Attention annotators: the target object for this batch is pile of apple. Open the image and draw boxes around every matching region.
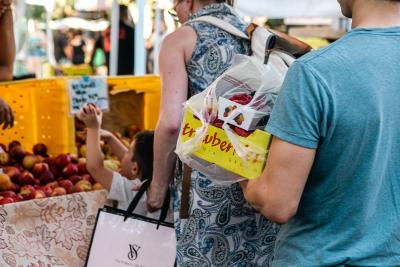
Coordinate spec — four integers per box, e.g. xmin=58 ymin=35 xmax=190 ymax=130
xmin=0 ymin=141 xmax=104 ymax=205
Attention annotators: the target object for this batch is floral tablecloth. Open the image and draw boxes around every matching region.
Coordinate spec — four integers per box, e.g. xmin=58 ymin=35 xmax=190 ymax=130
xmin=0 ymin=190 xmax=109 ymax=267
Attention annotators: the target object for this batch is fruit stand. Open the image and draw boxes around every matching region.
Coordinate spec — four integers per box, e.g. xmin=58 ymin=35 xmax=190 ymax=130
xmin=0 ymin=75 xmax=161 ymax=266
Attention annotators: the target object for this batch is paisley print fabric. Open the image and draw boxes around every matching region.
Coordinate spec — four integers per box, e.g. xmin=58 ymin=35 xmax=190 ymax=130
xmin=172 ymin=4 xmax=280 ymax=267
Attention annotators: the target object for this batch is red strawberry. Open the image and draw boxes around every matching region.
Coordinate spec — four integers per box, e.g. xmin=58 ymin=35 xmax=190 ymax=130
xmin=234 ymin=127 xmax=252 ymax=137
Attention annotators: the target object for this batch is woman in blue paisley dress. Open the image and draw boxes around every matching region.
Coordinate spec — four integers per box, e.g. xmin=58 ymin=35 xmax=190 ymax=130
xmin=146 ymin=1 xmax=279 ymax=266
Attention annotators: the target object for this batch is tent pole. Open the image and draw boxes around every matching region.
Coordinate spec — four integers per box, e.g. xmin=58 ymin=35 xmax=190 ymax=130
xmin=135 ymin=0 xmax=146 ymax=75
xmin=110 ymin=0 xmax=120 ymax=76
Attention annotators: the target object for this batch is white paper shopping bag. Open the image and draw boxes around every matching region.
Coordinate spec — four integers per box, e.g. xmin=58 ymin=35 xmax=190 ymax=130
xmin=85 ymin=180 xmax=176 ymax=267
xmin=85 ymin=208 xmax=176 ymax=267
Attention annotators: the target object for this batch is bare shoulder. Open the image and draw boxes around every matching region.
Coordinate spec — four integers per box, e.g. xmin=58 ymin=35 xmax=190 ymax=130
xmin=161 ymin=26 xmax=197 ymax=61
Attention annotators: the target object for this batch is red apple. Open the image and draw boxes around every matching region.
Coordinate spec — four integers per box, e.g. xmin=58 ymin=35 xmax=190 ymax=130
xmin=59 ymin=179 xmax=73 ymax=189
xmin=45 ymin=181 xmax=59 ymax=190
xmin=8 ymin=140 xmax=21 ymax=151
xmin=9 ymin=146 xmax=26 ymax=163
xmin=18 ymin=171 xmax=35 ymax=186
xmin=0 ymin=191 xmax=17 ymax=198
xmin=19 ymin=185 xmax=36 ymax=200
xmin=0 ymin=173 xmax=13 ymax=191
xmin=32 ymin=143 xmax=48 ymax=157
xmin=51 ymin=187 xmax=66 ymax=197
xmin=77 ymin=162 xmax=87 ymax=175
xmin=54 ymin=154 xmax=71 ymax=170
xmin=68 ymin=175 xmax=82 ymax=185
xmin=92 ymin=183 xmax=104 ymax=191
xmin=13 ymin=194 xmax=24 ymax=202
xmin=32 ymin=163 xmax=49 ymax=178
xmin=0 ymin=151 xmax=10 ymax=165
xmin=3 ymin=166 xmax=21 ymax=183
xmin=22 ymin=154 xmax=39 ymax=170
xmin=0 ymin=197 xmax=14 ymax=205
xmin=43 ymin=157 xmax=53 ymax=166
xmin=63 ymin=163 xmax=78 ymax=177
xmin=38 ymin=186 xmax=52 ymax=197
xmin=34 ymin=190 xmax=46 ymax=199
xmin=75 ymin=180 xmax=92 ymax=192
xmin=39 ymin=170 xmax=55 ymax=185
xmin=50 ymin=165 xmax=62 ymax=178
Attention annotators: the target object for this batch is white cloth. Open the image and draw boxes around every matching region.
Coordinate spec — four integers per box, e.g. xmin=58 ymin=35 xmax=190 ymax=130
xmin=107 ymin=172 xmax=173 ymax=222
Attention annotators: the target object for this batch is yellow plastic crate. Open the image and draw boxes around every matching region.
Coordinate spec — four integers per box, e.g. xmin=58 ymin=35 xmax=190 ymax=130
xmin=0 ymin=76 xmax=161 ymax=155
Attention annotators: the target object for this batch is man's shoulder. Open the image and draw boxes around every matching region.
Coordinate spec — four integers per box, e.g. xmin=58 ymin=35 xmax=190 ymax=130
xmin=296 ymin=33 xmax=353 ymax=70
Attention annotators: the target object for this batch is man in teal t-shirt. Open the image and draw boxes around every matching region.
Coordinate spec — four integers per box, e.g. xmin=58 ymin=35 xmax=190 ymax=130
xmin=241 ymin=0 xmax=400 ymax=266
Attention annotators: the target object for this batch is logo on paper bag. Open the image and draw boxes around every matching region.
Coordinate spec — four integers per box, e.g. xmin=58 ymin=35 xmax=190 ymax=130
xmin=128 ymin=244 xmax=141 ymax=261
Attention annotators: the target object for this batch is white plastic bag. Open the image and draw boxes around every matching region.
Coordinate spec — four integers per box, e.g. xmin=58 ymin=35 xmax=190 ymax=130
xmin=176 ymin=17 xmax=296 ymax=184
xmin=176 ymin=54 xmax=288 ymax=184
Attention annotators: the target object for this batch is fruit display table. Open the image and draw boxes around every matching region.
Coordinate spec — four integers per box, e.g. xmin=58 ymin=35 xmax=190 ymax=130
xmin=0 ymin=190 xmax=109 ymax=267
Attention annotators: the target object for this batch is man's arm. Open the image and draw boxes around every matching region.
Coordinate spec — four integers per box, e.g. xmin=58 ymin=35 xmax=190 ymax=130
xmin=0 ymin=7 xmax=15 ymax=81
xmin=242 ymin=137 xmax=315 ymax=224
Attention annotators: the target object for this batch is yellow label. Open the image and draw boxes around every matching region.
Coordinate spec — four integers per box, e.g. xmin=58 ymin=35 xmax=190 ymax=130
xmin=179 ymin=111 xmax=272 ymax=179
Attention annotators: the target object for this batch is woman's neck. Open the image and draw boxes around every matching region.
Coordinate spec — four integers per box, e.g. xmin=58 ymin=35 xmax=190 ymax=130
xmin=352 ymin=0 xmax=400 ymax=28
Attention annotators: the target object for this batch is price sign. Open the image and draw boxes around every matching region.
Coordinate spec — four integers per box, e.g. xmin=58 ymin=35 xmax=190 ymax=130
xmin=68 ymin=76 xmax=109 ymax=115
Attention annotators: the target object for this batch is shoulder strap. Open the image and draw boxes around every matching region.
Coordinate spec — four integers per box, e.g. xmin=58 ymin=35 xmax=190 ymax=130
xmin=189 ymin=16 xmax=250 ymax=40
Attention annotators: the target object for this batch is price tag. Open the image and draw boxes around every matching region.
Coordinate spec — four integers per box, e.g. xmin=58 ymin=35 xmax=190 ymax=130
xmin=68 ymin=76 xmax=109 ymax=115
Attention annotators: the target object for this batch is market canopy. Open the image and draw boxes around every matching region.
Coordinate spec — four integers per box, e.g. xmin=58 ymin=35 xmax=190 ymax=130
xmin=235 ymin=0 xmax=343 ymax=18
xmin=50 ymin=17 xmax=109 ymax=31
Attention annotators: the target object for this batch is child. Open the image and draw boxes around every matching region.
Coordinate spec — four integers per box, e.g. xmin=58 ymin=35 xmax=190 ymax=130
xmin=78 ymin=103 xmax=154 ymax=213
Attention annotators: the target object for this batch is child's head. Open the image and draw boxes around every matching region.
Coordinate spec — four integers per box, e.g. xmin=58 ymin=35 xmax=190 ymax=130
xmin=120 ymin=130 xmax=154 ymax=181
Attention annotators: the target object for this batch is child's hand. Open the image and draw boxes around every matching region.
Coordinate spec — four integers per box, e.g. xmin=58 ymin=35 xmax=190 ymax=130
xmin=78 ymin=104 xmax=102 ymax=129
xmin=99 ymin=129 xmax=114 ymax=142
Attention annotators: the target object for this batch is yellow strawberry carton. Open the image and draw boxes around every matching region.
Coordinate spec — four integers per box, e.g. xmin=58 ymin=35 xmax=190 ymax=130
xmin=176 ymin=54 xmax=285 ymax=184
xmin=177 ymin=110 xmax=272 ymax=181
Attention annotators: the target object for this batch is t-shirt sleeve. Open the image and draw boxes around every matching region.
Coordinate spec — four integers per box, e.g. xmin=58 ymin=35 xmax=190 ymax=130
xmin=266 ymin=61 xmax=333 ymax=149
xmin=107 ymin=172 xmax=140 ymax=203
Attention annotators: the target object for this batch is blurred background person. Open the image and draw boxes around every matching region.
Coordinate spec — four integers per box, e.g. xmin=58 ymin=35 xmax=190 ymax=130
xmin=53 ymin=27 xmax=68 ymax=64
xmin=91 ymin=5 xmax=135 ymax=75
xmin=65 ymin=29 xmax=87 ymax=65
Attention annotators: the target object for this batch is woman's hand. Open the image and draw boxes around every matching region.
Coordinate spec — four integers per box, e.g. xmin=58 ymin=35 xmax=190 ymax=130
xmin=132 ymin=179 xmax=168 ymax=212
xmin=78 ymin=104 xmax=102 ymax=129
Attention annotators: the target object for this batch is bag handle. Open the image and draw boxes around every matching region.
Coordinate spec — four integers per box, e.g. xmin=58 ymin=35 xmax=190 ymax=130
xmin=123 ymin=179 xmax=171 ymax=229
xmin=189 ymin=16 xmax=250 ymax=40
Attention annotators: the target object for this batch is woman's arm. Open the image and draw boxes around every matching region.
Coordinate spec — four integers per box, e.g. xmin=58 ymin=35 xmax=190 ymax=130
xmin=146 ymin=27 xmax=197 ymax=210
